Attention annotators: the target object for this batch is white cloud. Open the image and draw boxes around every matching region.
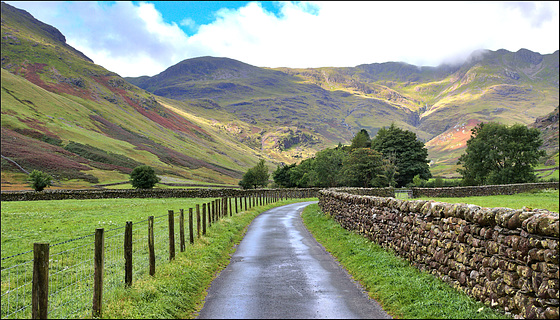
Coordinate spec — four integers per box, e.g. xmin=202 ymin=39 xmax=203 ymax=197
xmin=5 ymin=1 xmax=559 ymax=77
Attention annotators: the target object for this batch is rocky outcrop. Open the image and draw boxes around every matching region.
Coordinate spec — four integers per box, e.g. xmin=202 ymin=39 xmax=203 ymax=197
xmin=530 ymin=106 xmax=559 ymax=156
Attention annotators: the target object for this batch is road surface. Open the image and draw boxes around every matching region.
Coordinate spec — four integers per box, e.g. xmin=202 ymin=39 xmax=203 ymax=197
xmin=196 ymin=201 xmax=391 ymax=319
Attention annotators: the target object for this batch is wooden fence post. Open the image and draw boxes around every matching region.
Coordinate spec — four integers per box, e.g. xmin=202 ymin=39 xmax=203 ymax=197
xmin=93 ymin=228 xmax=104 ymax=318
xmin=196 ymin=204 xmax=201 ymax=238
xmin=213 ymin=200 xmax=217 ymax=221
xmin=124 ymin=221 xmax=132 ymax=286
xmin=179 ymin=209 xmax=185 ymax=252
xmin=229 ymin=197 xmax=233 ymax=216
xmin=32 ymin=243 xmax=49 ymax=319
xmin=235 ymin=197 xmax=238 ymax=213
xmin=207 ymin=202 xmax=212 ymax=228
xmin=244 ymin=196 xmax=247 ymax=210
xmin=189 ymin=208 xmax=194 ymax=244
xmin=168 ymin=210 xmax=175 ymax=261
xmin=148 ymin=216 xmax=155 ymax=276
xmin=202 ymin=203 xmax=207 ymax=235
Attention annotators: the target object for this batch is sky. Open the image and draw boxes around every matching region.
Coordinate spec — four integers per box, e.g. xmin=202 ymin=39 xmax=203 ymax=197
xmin=6 ymin=1 xmax=560 ymax=77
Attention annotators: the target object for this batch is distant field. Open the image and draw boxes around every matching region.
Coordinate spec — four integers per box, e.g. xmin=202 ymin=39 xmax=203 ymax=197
xmin=417 ymin=189 xmax=559 ymax=212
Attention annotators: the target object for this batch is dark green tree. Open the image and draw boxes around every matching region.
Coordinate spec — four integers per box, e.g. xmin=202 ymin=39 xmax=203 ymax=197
xmin=371 ymin=123 xmax=431 ymax=187
xmin=312 ymin=148 xmax=346 ymax=187
xmin=29 ymin=170 xmax=53 ymax=192
xmin=272 ymin=163 xmax=297 ymax=188
xmin=130 ymin=165 xmax=160 ymax=189
xmin=378 ymin=153 xmax=399 ymax=187
xmin=350 ymin=129 xmax=372 ymax=150
xmin=340 ymin=148 xmax=384 ymax=187
xmin=239 ymin=159 xmax=269 ymax=189
xmin=457 ymin=122 xmax=546 ymax=185
xmin=290 ymin=158 xmax=315 ymax=188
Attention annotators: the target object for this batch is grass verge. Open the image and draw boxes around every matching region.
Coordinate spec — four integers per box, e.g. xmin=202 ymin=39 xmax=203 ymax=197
xmin=301 ymin=203 xmax=512 ymax=319
xmin=100 ymin=198 xmax=316 ymax=319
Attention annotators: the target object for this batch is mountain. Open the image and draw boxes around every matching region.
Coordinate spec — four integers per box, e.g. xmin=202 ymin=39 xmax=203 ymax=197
xmin=128 ymin=50 xmax=559 ymax=177
xmin=1 ymin=2 xmax=558 ymax=191
xmin=1 ymin=2 xmax=271 ymax=190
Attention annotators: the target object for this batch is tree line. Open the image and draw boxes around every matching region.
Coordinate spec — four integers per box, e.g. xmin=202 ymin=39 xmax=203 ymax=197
xmin=269 ymin=124 xmax=431 ymax=189
xmin=239 ymin=121 xmax=548 ymax=190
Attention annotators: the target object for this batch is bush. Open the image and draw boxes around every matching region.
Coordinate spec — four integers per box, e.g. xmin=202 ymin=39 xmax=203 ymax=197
xmin=130 ymin=165 xmax=160 ymax=189
xmin=29 ymin=170 xmax=53 ymax=192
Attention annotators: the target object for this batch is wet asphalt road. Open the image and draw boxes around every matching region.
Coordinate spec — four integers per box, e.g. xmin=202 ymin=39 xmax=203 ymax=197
xmin=196 ymin=201 xmax=391 ymax=319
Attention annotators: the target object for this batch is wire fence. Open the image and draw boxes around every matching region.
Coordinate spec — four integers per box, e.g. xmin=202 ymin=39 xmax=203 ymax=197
xmin=1 ymin=191 xmax=313 ymax=319
xmin=1 ymin=204 xmax=210 ymax=319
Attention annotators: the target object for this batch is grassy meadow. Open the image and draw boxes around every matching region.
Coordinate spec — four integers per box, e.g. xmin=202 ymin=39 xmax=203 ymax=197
xmin=1 ymin=197 xmax=220 ymax=258
xmin=417 ymin=188 xmax=559 ymax=212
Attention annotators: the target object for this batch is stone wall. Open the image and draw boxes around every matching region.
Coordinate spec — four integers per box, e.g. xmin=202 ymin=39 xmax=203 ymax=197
xmin=318 ymin=189 xmax=559 ymax=319
xmin=0 ymin=188 xmax=320 ymax=202
xmin=412 ymin=182 xmax=559 ymax=198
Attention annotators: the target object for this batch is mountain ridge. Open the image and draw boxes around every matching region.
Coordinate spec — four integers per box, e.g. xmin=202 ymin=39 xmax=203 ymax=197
xmin=127 ymin=49 xmax=558 ymax=176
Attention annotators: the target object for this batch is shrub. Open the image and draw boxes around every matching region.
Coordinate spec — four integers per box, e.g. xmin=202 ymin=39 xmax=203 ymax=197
xmin=29 ymin=170 xmax=53 ymax=191
xmin=130 ymin=165 xmax=160 ymax=189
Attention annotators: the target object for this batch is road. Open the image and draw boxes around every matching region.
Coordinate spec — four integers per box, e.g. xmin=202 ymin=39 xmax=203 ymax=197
xmin=196 ymin=201 xmax=391 ymax=319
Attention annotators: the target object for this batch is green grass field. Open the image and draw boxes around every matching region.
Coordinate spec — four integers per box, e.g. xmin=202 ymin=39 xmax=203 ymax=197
xmin=1 ymin=197 xmax=221 ymax=258
xmin=417 ymin=189 xmax=559 ymax=212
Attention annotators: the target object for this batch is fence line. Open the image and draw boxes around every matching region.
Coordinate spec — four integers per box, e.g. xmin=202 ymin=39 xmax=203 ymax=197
xmin=1 ymin=191 xmax=312 ymax=319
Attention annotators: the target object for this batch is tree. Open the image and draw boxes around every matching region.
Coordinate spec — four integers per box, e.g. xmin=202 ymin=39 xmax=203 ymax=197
xmin=290 ymin=158 xmax=315 ymax=188
xmin=457 ymin=122 xmax=546 ymax=185
xmin=239 ymin=159 xmax=269 ymax=189
xmin=371 ymin=123 xmax=431 ymax=187
xmin=340 ymin=148 xmax=384 ymax=187
xmin=312 ymin=148 xmax=346 ymax=187
xmin=379 ymin=152 xmax=398 ymax=187
xmin=29 ymin=170 xmax=52 ymax=192
xmin=130 ymin=165 xmax=160 ymax=189
xmin=272 ymin=163 xmax=297 ymax=188
xmin=350 ymin=129 xmax=372 ymax=150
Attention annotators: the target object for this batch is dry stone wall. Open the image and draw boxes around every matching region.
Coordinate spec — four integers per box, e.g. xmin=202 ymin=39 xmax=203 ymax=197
xmin=0 ymin=188 xmax=320 ymax=202
xmin=412 ymin=182 xmax=559 ymax=198
xmin=318 ymin=189 xmax=559 ymax=319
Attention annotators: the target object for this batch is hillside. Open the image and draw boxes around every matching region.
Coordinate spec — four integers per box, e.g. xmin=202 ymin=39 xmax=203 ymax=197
xmin=129 ymin=49 xmax=559 ymax=177
xmin=530 ymin=105 xmax=559 ymax=162
xmin=0 ymin=2 xmax=275 ymax=190
xmin=1 ymin=2 xmax=558 ymax=190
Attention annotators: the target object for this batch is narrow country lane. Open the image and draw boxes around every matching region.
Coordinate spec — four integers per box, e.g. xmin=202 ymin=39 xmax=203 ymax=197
xmin=196 ymin=201 xmax=391 ymax=319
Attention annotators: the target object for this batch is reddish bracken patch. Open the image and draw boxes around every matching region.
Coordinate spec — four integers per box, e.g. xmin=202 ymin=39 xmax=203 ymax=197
xmin=93 ymin=75 xmax=210 ymax=138
xmin=15 ymin=64 xmax=211 ymax=139
xmin=90 ymin=115 xmax=241 ymax=178
xmin=1 ymin=127 xmax=92 ymax=176
xmin=19 ymin=63 xmax=92 ymax=100
xmin=1 ymin=128 xmax=133 ymax=181
xmin=426 ymin=119 xmax=481 ymax=152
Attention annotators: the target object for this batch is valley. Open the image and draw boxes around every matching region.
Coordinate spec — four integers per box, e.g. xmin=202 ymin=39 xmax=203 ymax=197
xmin=1 ymin=2 xmax=558 ymax=190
